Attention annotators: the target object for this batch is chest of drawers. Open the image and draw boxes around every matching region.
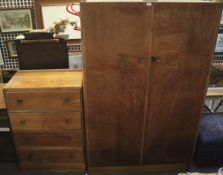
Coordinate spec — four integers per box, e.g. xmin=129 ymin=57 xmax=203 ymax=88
xmin=4 ymin=70 xmax=85 ymax=172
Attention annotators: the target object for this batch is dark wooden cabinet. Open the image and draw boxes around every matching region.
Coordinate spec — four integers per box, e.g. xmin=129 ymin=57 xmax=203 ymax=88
xmin=81 ymin=1 xmax=222 ymax=174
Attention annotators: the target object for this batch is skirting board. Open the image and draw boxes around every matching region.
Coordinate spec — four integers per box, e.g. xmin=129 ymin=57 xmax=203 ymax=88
xmin=88 ymin=163 xmax=189 ymax=175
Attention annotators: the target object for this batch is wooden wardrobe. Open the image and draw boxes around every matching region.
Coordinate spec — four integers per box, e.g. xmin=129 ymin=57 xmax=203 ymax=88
xmin=81 ymin=1 xmax=222 ymax=174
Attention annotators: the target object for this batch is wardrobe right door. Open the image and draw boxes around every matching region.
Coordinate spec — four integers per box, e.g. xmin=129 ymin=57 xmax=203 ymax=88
xmin=143 ymin=2 xmax=222 ymax=165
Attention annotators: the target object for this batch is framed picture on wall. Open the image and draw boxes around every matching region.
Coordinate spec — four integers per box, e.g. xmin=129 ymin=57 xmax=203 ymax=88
xmin=34 ymin=0 xmax=81 ymax=43
xmin=0 ymin=49 xmax=4 ymax=66
xmin=6 ymin=40 xmax=17 ymax=58
xmin=41 ymin=4 xmax=81 ymax=40
xmin=0 ymin=9 xmax=33 ymax=32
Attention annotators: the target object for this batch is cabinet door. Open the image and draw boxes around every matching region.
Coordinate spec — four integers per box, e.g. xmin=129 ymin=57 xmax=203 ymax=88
xmin=143 ymin=3 xmax=222 ymax=164
xmin=81 ymin=3 xmax=152 ymax=166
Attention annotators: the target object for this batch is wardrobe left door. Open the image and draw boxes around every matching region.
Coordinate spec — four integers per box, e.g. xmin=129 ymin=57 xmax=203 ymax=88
xmin=81 ymin=2 xmax=152 ymax=167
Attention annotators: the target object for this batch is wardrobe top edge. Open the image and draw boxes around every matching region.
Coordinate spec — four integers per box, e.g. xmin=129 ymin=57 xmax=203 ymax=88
xmin=81 ymin=0 xmax=222 ymax=3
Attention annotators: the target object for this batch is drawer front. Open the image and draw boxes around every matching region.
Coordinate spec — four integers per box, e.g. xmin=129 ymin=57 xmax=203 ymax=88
xmin=5 ymin=91 xmax=81 ymax=111
xmin=9 ymin=112 xmax=81 ymax=131
xmin=14 ymin=131 xmax=83 ymax=147
xmin=17 ymin=148 xmax=84 ymax=163
xmin=20 ymin=162 xmax=85 ymax=171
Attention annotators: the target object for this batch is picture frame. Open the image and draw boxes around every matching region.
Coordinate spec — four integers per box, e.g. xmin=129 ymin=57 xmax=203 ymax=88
xmin=0 ymin=49 xmax=4 ymax=66
xmin=34 ymin=0 xmax=81 ymax=43
xmin=0 ymin=9 xmax=33 ymax=32
xmin=41 ymin=4 xmax=81 ymax=39
xmin=6 ymin=40 xmax=17 ymax=58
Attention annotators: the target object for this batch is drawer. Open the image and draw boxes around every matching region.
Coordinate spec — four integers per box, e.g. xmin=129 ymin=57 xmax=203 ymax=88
xmin=9 ymin=112 xmax=81 ymax=131
xmin=14 ymin=131 xmax=83 ymax=147
xmin=5 ymin=91 xmax=81 ymax=111
xmin=17 ymin=148 xmax=84 ymax=163
xmin=20 ymin=162 xmax=85 ymax=171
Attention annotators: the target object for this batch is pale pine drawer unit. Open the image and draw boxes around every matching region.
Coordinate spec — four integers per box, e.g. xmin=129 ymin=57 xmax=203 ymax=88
xmin=4 ymin=70 xmax=85 ymax=172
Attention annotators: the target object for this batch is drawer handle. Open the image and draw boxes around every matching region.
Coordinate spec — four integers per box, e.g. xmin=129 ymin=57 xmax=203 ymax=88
xmin=64 ymin=98 xmax=71 ymax=104
xmin=65 ymin=119 xmax=72 ymax=125
xmin=68 ymin=137 xmax=73 ymax=142
xmin=138 ymin=57 xmax=146 ymax=63
xmin=27 ymin=154 xmax=33 ymax=160
xmin=20 ymin=120 xmax=26 ymax=125
xmin=151 ymin=56 xmax=161 ymax=63
xmin=69 ymin=154 xmax=74 ymax=159
xmin=16 ymin=99 xmax=23 ymax=105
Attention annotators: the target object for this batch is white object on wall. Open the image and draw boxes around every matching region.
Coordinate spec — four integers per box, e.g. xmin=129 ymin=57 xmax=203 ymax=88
xmin=69 ymin=54 xmax=82 ymax=69
xmin=0 ymin=50 xmax=4 ymax=66
xmin=41 ymin=4 xmax=81 ymax=39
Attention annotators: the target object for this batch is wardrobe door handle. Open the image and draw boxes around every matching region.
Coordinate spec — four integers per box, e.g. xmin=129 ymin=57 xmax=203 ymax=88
xmin=16 ymin=99 xmax=23 ymax=104
xmin=151 ymin=56 xmax=161 ymax=63
xmin=138 ymin=57 xmax=146 ymax=63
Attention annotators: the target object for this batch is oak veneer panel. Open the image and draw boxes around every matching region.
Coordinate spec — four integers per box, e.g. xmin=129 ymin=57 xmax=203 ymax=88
xmin=4 ymin=70 xmax=82 ymax=91
xmin=143 ymin=3 xmax=222 ymax=164
xmin=9 ymin=112 xmax=81 ymax=131
xmin=14 ymin=131 xmax=83 ymax=147
xmin=88 ymin=163 xmax=188 ymax=175
xmin=0 ymin=83 xmax=6 ymax=109
xmin=4 ymin=70 xmax=85 ymax=171
xmin=5 ymin=91 xmax=81 ymax=112
xmin=20 ymin=162 xmax=85 ymax=172
xmin=82 ymin=1 xmax=222 ymax=172
xmin=17 ymin=148 xmax=84 ymax=163
xmin=81 ymin=3 xmax=152 ymax=166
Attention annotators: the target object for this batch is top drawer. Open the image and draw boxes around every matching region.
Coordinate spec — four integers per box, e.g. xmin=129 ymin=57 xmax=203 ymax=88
xmin=5 ymin=91 xmax=81 ymax=111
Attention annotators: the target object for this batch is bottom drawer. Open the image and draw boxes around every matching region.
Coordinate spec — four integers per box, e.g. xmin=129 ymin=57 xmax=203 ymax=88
xmin=20 ymin=162 xmax=85 ymax=172
xmin=17 ymin=148 xmax=84 ymax=163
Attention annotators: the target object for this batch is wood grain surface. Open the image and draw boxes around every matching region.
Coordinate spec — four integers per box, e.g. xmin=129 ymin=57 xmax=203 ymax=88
xmin=5 ymin=91 xmax=81 ymax=112
xmin=20 ymin=162 xmax=85 ymax=172
xmin=143 ymin=3 xmax=222 ymax=164
xmin=14 ymin=131 xmax=83 ymax=148
xmin=82 ymin=2 xmax=153 ymax=166
xmin=4 ymin=69 xmax=82 ymax=91
xmin=9 ymin=112 xmax=81 ymax=131
xmin=4 ymin=70 xmax=85 ymax=171
xmin=81 ymin=1 xmax=222 ymax=171
xmin=17 ymin=148 xmax=84 ymax=163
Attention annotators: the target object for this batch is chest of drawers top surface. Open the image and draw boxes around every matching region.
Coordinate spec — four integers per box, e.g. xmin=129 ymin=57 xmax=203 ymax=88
xmin=4 ymin=69 xmax=83 ymax=92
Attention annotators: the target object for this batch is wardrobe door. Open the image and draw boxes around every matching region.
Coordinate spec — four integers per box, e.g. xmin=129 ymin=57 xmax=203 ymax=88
xmin=81 ymin=3 xmax=152 ymax=166
xmin=143 ymin=3 xmax=222 ymax=165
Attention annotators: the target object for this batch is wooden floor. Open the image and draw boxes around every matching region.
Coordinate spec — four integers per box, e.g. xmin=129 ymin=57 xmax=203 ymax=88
xmin=0 ymin=162 xmax=221 ymax=175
